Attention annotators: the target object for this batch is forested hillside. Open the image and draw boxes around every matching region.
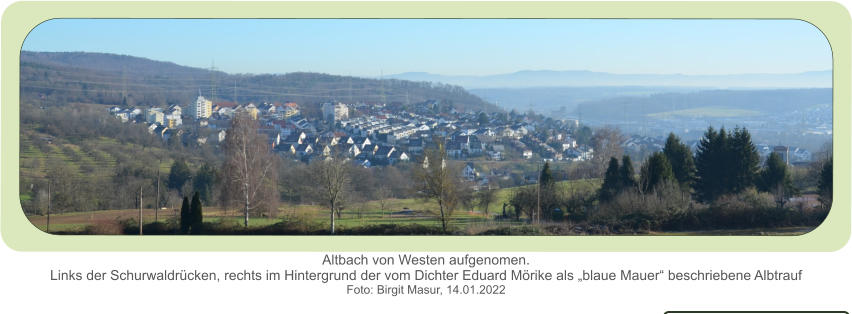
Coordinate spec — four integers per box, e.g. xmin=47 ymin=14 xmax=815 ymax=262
xmin=20 ymin=51 xmax=500 ymax=113
xmin=574 ymin=88 xmax=832 ymax=120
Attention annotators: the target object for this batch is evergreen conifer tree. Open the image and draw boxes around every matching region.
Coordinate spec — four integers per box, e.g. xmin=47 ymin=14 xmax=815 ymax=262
xmin=695 ymin=127 xmax=722 ymax=202
xmin=179 ymin=196 xmax=190 ymax=234
xmin=168 ymin=159 xmax=192 ymax=192
xmin=818 ymin=157 xmax=832 ymax=209
xmin=759 ymin=152 xmax=795 ymax=205
xmin=599 ymin=157 xmax=621 ymax=201
xmin=640 ymin=152 xmax=674 ymax=193
xmin=540 ymin=162 xmax=554 ymax=187
xmin=694 ymin=127 xmax=760 ymax=202
xmin=190 ymin=192 xmax=203 ymax=234
xmin=619 ymin=155 xmax=636 ymax=191
xmin=663 ymin=133 xmax=696 ymax=188
xmin=729 ymin=127 xmax=760 ymax=193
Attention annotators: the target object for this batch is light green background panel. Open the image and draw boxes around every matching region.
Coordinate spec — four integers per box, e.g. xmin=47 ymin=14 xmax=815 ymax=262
xmin=1 ymin=2 xmax=850 ymax=251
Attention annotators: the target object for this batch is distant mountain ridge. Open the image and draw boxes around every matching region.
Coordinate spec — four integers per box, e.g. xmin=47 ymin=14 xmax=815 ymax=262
xmin=20 ymin=51 xmax=500 ymax=113
xmin=388 ymin=69 xmax=832 ymax=89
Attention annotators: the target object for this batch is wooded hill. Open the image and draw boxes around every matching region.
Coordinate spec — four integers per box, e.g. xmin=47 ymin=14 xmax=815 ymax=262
xmin=573 ymin=88 xmax=832 ymax=121
xmin=20 ymin=51 xmax=500 ymax=113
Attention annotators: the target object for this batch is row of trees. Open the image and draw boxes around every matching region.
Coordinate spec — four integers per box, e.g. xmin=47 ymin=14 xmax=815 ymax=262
xmin=179 ymin=192 xmax=203 ymax=234
xmin=600 ymin=128 xmax=806 ymax=206
xmin=506 ymin=126 xmax=832 ymax=231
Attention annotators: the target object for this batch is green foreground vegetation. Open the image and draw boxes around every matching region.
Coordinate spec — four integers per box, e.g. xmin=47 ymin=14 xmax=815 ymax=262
xmin=27 ymin=181 xmax=603 ymax=235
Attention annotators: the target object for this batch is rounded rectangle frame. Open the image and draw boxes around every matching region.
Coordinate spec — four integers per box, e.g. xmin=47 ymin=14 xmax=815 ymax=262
xmin=2 ymin=1 xmax=849 ymax=252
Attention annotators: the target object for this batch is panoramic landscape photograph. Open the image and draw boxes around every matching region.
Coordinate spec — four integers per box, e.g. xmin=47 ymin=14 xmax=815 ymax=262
xmin=18 ymin=19 xmax=833 ymax=236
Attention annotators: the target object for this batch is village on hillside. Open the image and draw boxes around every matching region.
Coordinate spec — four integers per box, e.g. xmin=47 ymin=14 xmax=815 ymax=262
xmin=109 ymin=94 xmax=818 ymax=191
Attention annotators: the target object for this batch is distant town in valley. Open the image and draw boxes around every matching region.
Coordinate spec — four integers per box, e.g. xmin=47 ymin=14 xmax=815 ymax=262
xmin=19 ymin=50 xmax=833 ymax=236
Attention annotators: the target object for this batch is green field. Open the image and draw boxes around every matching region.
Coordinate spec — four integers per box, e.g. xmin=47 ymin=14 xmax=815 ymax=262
xmin=26 ymin=178 xmax=605 ymax=234
xmin=27 ymin=197 xmax=518 ymax=233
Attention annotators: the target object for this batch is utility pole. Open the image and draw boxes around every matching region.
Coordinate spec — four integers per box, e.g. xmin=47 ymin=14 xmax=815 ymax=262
xmin=139 ymin=185 xmax=143 ymax=235
xmin=380 ymin=70 xmax=386 ymax=105
xmin=536 ymin=162 xmax=541 ymax=224
xmin=210 ymin=61 xmax=217 ymax=105
xmin=46 ymin=181 xmax=51 ymax=233
xmin=155 ymin=159 xmax=161 ymax=222
xmin=121 ymin=66 xmax=127 ymax=104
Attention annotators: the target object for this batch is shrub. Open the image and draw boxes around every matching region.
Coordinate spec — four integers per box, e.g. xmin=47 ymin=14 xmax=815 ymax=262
xmin=562 ymin=184 xmax=597 ymax=222
xmin=552 ymin=208 xmax=564 ymax=221
xmin=594 ymin=180 xmax=691 ymax=231
xmin=142 ymin=221 xmax=177 ymax=235
xmin=707 ymin=188 xmax=780 ymax=228
xmin=338 ymin=224 xmax=452 ymax=235
xmin=478 ymin=225 xmax=542 ymax=236
xmin=119 ymin=218 xmax=139 ymax=234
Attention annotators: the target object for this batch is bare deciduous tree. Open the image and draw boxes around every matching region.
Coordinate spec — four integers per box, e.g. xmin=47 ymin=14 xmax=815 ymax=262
xmin=311 ymin=156 xmax=351 ymax=234
xmin=376 ymin=186 xmax=391 ymax=218
xmin=477 ymin=185 xmax=497 ymax=217
xmin=414 ymin=143 xmax=465 ymax=233
xmin=222 ymin=112 xmax=278 ymax=228
xmin=591 ymin=127 xmax=625 ymax=177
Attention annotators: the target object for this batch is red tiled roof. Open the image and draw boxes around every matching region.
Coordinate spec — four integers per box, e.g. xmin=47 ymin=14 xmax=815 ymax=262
xmin=215 ymin=101 xmax=238 ymax=108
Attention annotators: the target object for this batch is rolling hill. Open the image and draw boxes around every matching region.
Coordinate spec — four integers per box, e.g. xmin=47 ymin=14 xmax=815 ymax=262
xmin=20 ymin=51 xmax=501 ymax=113
xmin=573 ymin=88 xmax=832 ymax=121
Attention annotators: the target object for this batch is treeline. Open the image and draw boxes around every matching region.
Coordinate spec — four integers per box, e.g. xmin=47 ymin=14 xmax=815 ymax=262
xmin=509 ymin=127 xmax=832 ymax=232
xmin=20 ymin=51 xmax=500 ymax=113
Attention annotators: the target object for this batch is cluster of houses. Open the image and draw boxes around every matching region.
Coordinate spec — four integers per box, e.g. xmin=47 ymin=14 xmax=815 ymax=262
xmin=109 ymin=105 xmax=185 ymax=142
xmin=258 ymin=100 xmax=594 ymax=167
xmin=756 ymin=144 xmax=813 ymax=165
xmin=108 ymin=95 xmax=599 ymax=169
xmin=275 ymin=131 xmax=411 ymax=166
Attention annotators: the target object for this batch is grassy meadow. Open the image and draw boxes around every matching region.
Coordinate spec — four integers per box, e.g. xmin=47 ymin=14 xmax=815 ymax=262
xmin=27 ymin=197 xmax=517 ymax=234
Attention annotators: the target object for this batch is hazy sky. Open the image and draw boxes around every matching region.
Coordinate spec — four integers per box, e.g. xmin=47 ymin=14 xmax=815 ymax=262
xmin=23 ymin=19 xmax=831 ymax=77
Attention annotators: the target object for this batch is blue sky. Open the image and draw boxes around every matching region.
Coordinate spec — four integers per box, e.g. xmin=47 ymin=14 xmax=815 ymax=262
xmin=23 ymin=19 xmax=831 ymax=76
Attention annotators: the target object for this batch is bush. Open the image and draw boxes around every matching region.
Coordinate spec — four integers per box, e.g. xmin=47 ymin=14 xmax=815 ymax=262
xmin=707 ymin=188 xmax=780 ymax=228
xmin=142 ymin=221 xmax=177 ymax=235
xmin=119 ymin=218 xmax=140 ymax=235
xmin=594 ymin=180 xmax=691 ymax=231
xmin=552 ymin=208 xmax=564 ymax=221
xmin=338 ymin=224 xmax=452 ymax=235
xmin=562 ymin=184 xmax=597 ymax=222
xmin=660 ymin=188 xmax=826 ymax=231
xmin=478 ymin=225 xmax=542 ymax=235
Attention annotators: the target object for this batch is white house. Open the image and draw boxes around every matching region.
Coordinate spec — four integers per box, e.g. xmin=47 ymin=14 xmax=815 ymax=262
xmin=463 ymin=162 xmax=478 ymax=180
